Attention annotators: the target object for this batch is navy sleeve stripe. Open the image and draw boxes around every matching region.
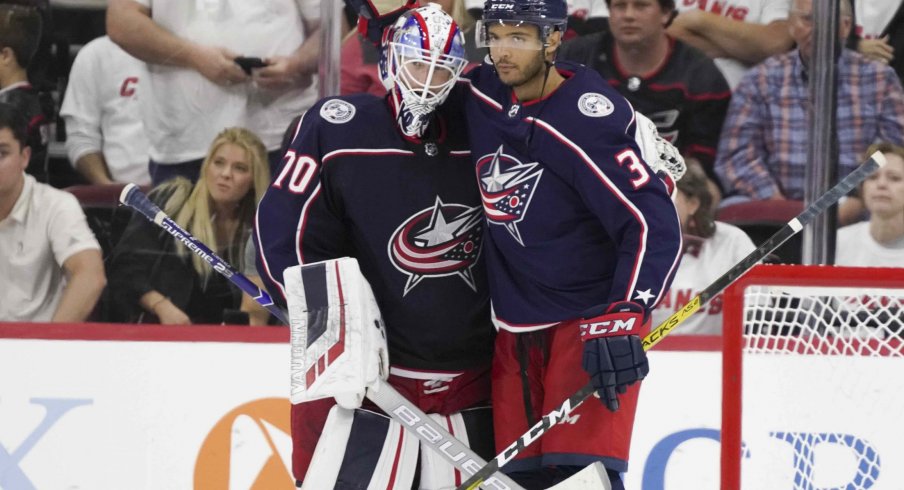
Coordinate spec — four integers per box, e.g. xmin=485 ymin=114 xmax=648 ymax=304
xmin=527 ymin=116 xmax=648 ymax=301
xmin=652 ymin=218 xmax=684 ymax=308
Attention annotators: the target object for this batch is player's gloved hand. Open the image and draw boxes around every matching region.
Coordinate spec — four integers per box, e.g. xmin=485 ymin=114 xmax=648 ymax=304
xmin=579 ymin=301 xmax=650 ymax=412
xmin=349 ymin=0 xmax=418 ymax=45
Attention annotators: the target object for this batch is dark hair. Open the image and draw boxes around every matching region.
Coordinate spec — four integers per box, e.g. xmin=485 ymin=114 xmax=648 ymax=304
xmin=0 ymin=4 xmax=42 ymax=67
xmin=0 ymin=102 xmax=28 ymax=148
xmin=676 ymin=158 xmax=717 ymax=238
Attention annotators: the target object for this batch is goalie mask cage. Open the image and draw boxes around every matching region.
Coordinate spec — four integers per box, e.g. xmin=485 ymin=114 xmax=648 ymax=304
xmin=721 ymin=264 xmax=904 ymax=490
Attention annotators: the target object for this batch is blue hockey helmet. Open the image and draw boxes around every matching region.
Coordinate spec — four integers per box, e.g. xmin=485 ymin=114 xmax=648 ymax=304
xmin=378 ymin=3 xmax=468 ymax=138
xmin=476 ymin=0 xmax=568 ymax=49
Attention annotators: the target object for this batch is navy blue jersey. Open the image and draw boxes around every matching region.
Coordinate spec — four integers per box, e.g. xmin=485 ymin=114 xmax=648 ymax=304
xmin=254 ymin=93 xmax=493 ymax=370
xmin=462 ymin=62 xmax=683 ymax=330
xmin=559 ymin=33 xmax=731 ymax=181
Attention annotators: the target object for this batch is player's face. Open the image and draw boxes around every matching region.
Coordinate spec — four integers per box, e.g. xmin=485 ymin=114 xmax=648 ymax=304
xmin=488 ymin=24 xmax=548 ymax=87
xmin=0 ymin=128 xmax=29 ymax=198
xmin=400 ymin=57 xmax=453 ymax=95
xmin=609 ymin=0 xmax=671 ymax=47
xmin=205 ymin=143 xmax=255 ymax=208
xmin=862 ymin=153 xmax=904 ymax=219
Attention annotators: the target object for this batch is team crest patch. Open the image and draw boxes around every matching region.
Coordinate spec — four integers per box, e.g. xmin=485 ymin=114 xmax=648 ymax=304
xmin=578 ymin=93 xmax=614 ymax=118
xmin=320 ymin=100 xmax=356 ymax=124
xmin=388 ymin=197 xmax=483 ymax=296
xmin=476 ymin=145 xmax=542 ymax=246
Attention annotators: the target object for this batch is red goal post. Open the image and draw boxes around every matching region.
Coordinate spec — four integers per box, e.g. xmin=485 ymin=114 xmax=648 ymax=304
xmin=721 ymin=264 xmax=904 ymax=490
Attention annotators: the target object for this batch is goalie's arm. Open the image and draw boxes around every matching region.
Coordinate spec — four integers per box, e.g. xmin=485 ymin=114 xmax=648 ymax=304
xmin=254 ymin=107 xmax=352 ymax=307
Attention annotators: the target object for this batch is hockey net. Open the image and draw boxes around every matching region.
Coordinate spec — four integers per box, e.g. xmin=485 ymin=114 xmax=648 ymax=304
xmin=721 ymin=265 xmax=904 ymax=490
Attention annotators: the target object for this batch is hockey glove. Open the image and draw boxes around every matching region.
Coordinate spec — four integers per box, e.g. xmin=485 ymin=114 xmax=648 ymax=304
xmin=349 ymin=0 xmax=418 ymax=45
xmin=580 ymin=301 xmax=650 ymax=412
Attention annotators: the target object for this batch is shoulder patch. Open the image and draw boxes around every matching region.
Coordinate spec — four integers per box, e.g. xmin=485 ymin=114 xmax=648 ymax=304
xmin=577 ymin=93 xmax=614 ymax=118
xmin=319 ymin=100 xmax=356 ymax=124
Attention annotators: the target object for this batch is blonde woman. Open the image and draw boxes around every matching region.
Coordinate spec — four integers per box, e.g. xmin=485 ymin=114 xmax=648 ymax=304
xmin=836 ymin=142 xmax=904 ymax=267
xmin=107 ymin=128 xmax=270 ymax=324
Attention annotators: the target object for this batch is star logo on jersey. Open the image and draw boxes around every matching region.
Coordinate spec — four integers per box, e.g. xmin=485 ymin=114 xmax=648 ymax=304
xmin=634 ymin=288 xmax=655 ymax=305
xmin=388 ymin=197 xmax=483 ymax=296
xmin=476 ymin=145 xmax=542 ymax=246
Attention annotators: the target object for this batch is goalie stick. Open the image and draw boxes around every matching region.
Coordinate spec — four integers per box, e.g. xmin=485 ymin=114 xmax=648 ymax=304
xmin=457 ymin=151 xmax=889 ymax=490
xmin=120 ymin=185 xmax=589 ymax=489
xmin=118 ymin=183 xmax=289 ymax=324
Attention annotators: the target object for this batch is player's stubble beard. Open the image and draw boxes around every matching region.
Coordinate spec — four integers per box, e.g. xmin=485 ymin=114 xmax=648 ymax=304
xmin=495 ymin=49 xmax=549 ymax=91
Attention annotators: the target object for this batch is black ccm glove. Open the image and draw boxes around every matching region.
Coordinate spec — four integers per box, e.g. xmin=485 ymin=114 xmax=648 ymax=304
xmin=580 ymin=301 xmax=650 ymax=412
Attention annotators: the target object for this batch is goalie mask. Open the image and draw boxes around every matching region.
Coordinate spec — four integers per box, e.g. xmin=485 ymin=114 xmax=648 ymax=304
xmin=379 ymin=3 xmax=468 ymax=138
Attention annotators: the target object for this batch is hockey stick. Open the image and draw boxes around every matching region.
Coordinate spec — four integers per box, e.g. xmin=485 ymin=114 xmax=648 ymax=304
xmin=118 ymin=183 xmax=289 ymax=324
xmin=120 ymin=184 xmax=528 ymax=488
xmin=457 ymin=151 xmax=888 ymax=490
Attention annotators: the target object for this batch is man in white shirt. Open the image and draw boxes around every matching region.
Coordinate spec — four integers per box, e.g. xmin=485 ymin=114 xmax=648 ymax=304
xmin=106 ymin=0 xmax=321 ymax=185
xmin=668 ymin=0 xmax=794 ymax=88
xmin=0 ymin=104 xmax=106 ymax=322
xmin=60 ymin=35 xmax=150 ymax=186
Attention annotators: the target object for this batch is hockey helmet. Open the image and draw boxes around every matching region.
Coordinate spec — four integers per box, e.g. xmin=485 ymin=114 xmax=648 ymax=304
xmin=379 ymin=3 xmax=468 ymax=138
xmin=476 ymin=0 xmax=567 ymax=50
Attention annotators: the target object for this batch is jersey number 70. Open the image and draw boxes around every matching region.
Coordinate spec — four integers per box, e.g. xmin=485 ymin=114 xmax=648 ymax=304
xmin=273 ymin=150 xmax=319 ymax=194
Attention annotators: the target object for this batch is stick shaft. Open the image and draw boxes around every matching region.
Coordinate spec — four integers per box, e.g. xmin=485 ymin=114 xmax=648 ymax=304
xmin=119 ymin=184 xmax=289 ymax=324
xmin=457 ymin=151 xmax=886 ymax=490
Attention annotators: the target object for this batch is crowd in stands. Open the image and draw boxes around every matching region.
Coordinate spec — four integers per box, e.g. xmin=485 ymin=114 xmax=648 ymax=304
xmin=1 ymin=0 xmax=903 ymax=333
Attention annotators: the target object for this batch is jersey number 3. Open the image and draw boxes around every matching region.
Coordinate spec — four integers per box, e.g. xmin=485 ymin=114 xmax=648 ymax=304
xmin=273 ymin=150 xmax=319 ymax=194
xmin=615 ymin=149 xmax=650 ymax=189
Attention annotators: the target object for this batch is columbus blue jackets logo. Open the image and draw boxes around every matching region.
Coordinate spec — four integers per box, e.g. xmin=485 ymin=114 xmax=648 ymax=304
xmin=320 ymin=100 xmax=355 ymax=124
xmin=388 ymin=197 xmax=483 ymax=295
xmin=477 ymin=145 xmax=542 ymax=246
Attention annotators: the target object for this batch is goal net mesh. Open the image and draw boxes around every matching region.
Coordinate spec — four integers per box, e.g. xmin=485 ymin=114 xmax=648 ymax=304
xmin=731 ymin=270 xmax=904 ymax=490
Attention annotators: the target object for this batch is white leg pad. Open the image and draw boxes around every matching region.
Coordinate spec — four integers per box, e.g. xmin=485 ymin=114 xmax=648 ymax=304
xmin=300 ymin=405 xmax=354 ymax=490
xmin=548 ymin=462 xmax=612 ymax=490
xmin=368 ymin=418 xmax=419 ymax=490
xmin=419 ymin=413 xmax=470 ymax=490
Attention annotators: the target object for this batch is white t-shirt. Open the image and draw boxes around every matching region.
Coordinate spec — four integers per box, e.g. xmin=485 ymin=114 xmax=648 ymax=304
xmin=676 ymin=0 xmax=791 ymax=88
xmin=60 ymin=36 xmax=151 ymax=185
xmin=0 ymin=175 xmax=101 ymax=322
xmin=652 ymin=222 xmax=756 ymax=335
xmin=853 ymin=0 xmax=903 ymax=38
xmin=836 ymin=221 xmax=904 ymax=267
xmin=134 ymin=0 xmax=320 ymax=162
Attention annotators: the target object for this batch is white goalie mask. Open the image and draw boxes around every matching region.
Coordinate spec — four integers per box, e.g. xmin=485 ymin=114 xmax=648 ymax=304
xmin=379 ymin=3 xmax=468 ymax=138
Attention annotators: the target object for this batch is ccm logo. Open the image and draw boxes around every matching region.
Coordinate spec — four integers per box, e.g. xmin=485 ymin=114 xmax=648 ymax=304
xmin=580 ymin=318 xmax=637 ymax=337
xmin=489 ymin=3 xmax=514 ymax=9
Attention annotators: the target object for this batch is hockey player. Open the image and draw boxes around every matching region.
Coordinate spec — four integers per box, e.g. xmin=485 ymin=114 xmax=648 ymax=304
xmin=254 ymin=5 xmax=497 ymax=488
xmin=462 ymin=0 xmax=684 ymax=487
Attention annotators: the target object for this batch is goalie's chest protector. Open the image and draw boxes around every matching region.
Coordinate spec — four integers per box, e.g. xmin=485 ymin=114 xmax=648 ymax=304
xmin=294 ymin=93 xmax=492 ymax=369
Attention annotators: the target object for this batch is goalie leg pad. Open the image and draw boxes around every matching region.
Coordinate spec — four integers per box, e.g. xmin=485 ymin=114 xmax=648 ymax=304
xmin=285 ymin=258 xmax=390 ymax=409
xmin=418 ymin=406 xmax=495 ymax=489
xmin=299 ymin=405 xmax=418 ymax=489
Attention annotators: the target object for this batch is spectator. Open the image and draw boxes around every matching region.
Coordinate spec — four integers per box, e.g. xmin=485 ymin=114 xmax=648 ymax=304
xmin=0 ymin=4 xmax=53 ymax=183
xmin=560 ymin=0 xmax=731 ymax=202
xmin=106 ymin=128 xmax=270 ymax=324
xmin=106 ymin=0 xmax=320 ymax=185
xmin=715 ymin=0 xmax=904 ymax=219
xmin=848 ymin=1 xmax=904 ymax=81
xmin=836 ymin=142 xmax=904 ymax=267
xmin=652 ymin=159 xmax=754 ymax=334
xmin=60 ymin=36 xmax=150 ymax=186
xmin=668 ymin=0 xmax=794 ymax=88
xmin=0 ymin=103 xmax=105 ymax=322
